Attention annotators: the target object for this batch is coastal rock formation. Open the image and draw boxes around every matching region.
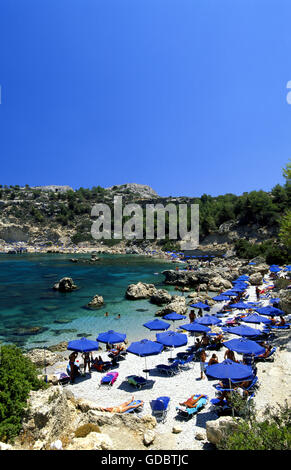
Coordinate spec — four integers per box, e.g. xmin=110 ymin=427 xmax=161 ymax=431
xmin=125 ymin=282 xmax=157 ymax=300
xmin=24 ymin=349 xmax=63 ymax=367
xmin=206 ymin=416 xmax=241 ymax=446
xmin=150 ymin=289 xmax=172 ymax=305
xmin=162 ymin=270 xmax=198 ymax=287
xmin=22 ymin=386 xmax=78 ymax=448
xmin=155 ymin=295 xmax=188 ymax=317
xmin=86 ymin=294 xmax=104 ymax=309
xmin=66 ymin=432 xmax=113 ymax=450
xmin=279 ymin=289 xmax=291 ymax=315
xmin=53 ymin=277 xmax=77 ymax=292
xmin=249 ymin=272 xmax=263 ymax=286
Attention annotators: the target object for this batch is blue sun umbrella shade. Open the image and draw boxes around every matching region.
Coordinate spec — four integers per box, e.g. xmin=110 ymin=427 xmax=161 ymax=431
xmin=255 ymin=306 xmax=285 ymax=316
xmin=67 ymin=337 xmax=99 ymax=352
xmin=195 ymin=315 xmax=221 ymax=326
xmin=222 ymin=338 xmax=265 ymax=355
xmin=156 ymin=331 xmax=188 ymax=348
xmin=143 ymin=319 xmax=171 ymax=331
xmin=97 ymin=330 xmax=126 ymax=344
xmin=221 ymin=325 xmax=262 ymax=337
xmin=242 ymin=313 xmax=272 ymax=324
xmin=190 ymin=302 xmax=210 ymax=310
xmin=205 ymin=359 xmax=253 ymax=381
xmin=163 ymin=312 xmax=187 ymax=321
xmin=179 ymin=322 xmax=211 ymax=333
xmin=127 ymin=339 xmax=164 ymax=357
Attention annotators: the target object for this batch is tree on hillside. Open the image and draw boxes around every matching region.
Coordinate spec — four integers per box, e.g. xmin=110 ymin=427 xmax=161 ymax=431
xmin=279 ymin=161 xmax=291 ymax=248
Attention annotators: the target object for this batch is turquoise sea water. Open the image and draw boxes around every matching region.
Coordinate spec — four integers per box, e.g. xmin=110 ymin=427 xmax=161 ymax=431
xmin=0 ymin=253 xmax=183 ymax=350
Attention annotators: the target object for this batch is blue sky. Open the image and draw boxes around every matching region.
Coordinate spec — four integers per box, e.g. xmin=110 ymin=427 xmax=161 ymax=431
xmin=0 ymin=0 xmax=291 ymax=197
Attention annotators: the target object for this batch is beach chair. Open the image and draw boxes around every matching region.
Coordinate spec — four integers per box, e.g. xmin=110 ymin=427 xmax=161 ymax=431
xmin=176 ymin=394 xmax=208 ymax=420
xmin=122 ymin=399 xmax=144 ymax=414
xmin=156 ymin=360 xmax=181 ymax=376
xmin=177 ymin=354 xmax=194 ymax=370
xmin=99 ymin=371 xmax=119 ymax=388
xmin=151 ymin=396 xmax=170 ymax=423
xmin=255 ymin=347 xmax=277 ymax=362
xmin=53 ymin=372 xmax=70 ymax=386
xmin=127 ymin=375 xmax=147 ymax=389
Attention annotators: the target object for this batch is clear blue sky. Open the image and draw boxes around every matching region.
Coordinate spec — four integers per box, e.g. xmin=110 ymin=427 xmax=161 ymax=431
xmin=0 ymin=0 xmax=291 ymax=197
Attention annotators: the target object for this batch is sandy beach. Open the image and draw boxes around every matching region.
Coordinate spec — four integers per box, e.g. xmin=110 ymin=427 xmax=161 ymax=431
xmin=44 ymin=279 xmax=291 ymax=450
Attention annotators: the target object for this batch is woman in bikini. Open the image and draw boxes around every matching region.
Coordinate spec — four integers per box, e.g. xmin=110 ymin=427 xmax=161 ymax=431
xmin=97 ymin=396 xmax=144 ymax=413
xmin=179 ymin=394 xmax=206 ymax=408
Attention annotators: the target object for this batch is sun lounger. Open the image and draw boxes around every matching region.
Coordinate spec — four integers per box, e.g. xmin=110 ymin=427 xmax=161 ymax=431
xmin=156 ymin=360 xmax=181 ymax=376
xmin=151 ymin=396 xmax=170 ymax=423
xmin=122 ymin=399 xmax=144 ymax=414
xmin=177 ymin=354 xmax=194 ymax=370
xmin=255 ymin=347 xmax=277 ymax=362
xmin=54 ymin=372 xmax=70 ymax=386
xmin=176 ymin=394 xmax=208 ymax=419
xmin=99 ymin=371 xmax=119 ymax=388
xmin=127 ymin=375 xmax=147 ymax=389
xmin=268 ymin=324 xmax=290 ymax=329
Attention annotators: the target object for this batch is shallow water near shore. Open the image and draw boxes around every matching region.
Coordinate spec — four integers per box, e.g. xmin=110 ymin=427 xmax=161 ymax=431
xmin=0 ymin=253 xmax=182 ymax=349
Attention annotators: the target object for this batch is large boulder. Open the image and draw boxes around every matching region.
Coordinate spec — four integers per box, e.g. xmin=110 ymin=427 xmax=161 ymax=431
xmin=125 ymin=282 xmax=157 ymax=300
xmin=249 ymin=273 xmax=263 ymax=286
xmin=53 ymin=277 xmax=77 ymax=292
xmin=155 ymin=295 xmax=188 ymax=317
xmin=86 ymin=294 xmax=104 ymax=309
xmin=208 ymin=276 xmax=233 ymax=292
xmin=66 ymin=432 xmax=113 ymax=450
xmin=279 ymin=289 xmax=291 ymax=315
xmin=206 ymin=416 xmax=241 ymax=446
xmin=150 ymin=289 xmax=172 ymax=305
xmin=22 ymin=386 xmax=77 ymax=448
xmin=24 ymin=349 xmax=63 ymax=367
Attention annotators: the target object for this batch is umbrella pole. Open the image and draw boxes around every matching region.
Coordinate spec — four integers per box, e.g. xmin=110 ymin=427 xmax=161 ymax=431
xmin=229 ymin=378 xmax=234 ymax=417
xmin=145 ymin=357 xmax=148 ymax=380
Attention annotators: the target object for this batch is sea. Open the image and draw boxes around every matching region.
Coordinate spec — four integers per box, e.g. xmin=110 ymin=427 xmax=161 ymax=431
xmin=0 ymin=253 xmax=185 ymax=350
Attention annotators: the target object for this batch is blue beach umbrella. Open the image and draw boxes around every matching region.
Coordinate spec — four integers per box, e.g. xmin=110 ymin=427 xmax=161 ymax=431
xmin=222 ymin=338 xmax=265 ymax=356
xmin=241 ymin=313 xmax=272 ymax=325
xmin=205 ymin=359 xmax=253 ymax=382
xmin=143 ymin=319 xmax=170 ymax=331
xmin=255 ymin=306 xmax=285 ymax=316
xmin=195 ymin=315 xmax=221 ymax=326
xmin=190 ymin=302 xmax=210 ymax=310
xmin=179 ymin=322 xmax=211 ymax=333
xmin=67 ymin=337 xmax=100 ymax=352
xmin=156 ymin=330 xmax=188 ymax=348
xmin=221 ymin=325 xmax=262 ymax=337
xmin=127 ymin=339 xmax=164 ymax=379
xmin=270 ymin=267 xmax=281 ymax=273
xmin=212 ymin=295 xmax=230 ymax=301
xmin=229 ymin=302 xmax=253 ymax=309
xmin=97 ymin=330 xmax=126 ymax=345
xmin=163 ymin=312 xmax=187 ymax=321
xmin=270 ymin=298 xmax=280 ymax=304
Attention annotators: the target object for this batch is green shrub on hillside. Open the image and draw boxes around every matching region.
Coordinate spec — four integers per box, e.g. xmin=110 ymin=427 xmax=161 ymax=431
xmin=0 ymin=345 xmax=47 ymax=442
xmin=217 ymin=401 xmax=291 ymax=450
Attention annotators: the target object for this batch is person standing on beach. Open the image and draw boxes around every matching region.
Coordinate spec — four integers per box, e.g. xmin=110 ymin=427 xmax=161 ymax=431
xmin=199 ymin=349 xmax=207 ymax=380
xmin=189 ymin=310 xmax=196 ymax=323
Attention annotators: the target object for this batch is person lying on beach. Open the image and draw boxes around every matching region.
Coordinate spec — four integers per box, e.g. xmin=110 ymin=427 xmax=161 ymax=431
xmin=179 ymin=394 xmax=206 ymax=408
xmin=200 ymin=333 xmax=210 ymax=347
xmin=97 ymin=396 xmax=144 ymax=413
xmin=256 ymin=344 xmax=272 ymax=359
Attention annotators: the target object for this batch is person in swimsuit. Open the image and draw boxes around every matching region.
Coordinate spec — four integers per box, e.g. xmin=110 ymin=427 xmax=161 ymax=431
xmin=97 ymin=396 xmax=144 ymax=413
xmin=179 ymin=394 xmax=206 ymax=408
xmin=82 ymin=351 xmax=92 ymax=373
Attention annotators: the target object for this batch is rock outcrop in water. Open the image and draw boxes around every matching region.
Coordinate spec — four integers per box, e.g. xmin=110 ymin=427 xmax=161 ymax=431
xmin=125 ymin=282 xmax=157 ymax=300
xmin=53 ymin=277 xmax=77 ymax=292
xmin=86 ymin=294 xmax=104 ymax=309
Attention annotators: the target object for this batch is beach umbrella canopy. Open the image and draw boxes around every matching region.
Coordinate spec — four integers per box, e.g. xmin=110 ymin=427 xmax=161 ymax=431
xmin=190 ymin=302 xmax=210 ymax=310
xmin=143 ymin=319 xmax=171 ymax=331
xmin=270 ymin=267 xmax=281 ymax=273
xmin=156 ymin=330 xmax=188 ymax=348
xmin=212 ymin=295 xmax=230 ymax=301
xmin=127 ymin=339 xmax=163 ymax=357
xmin=195 ymin=315 xmax=221 ymax=326
xmin=222 ymin=290 xmax=238 ymax=297
xmin=229 ymin=302 xmax=253 ymax=309
xmin=178 ymin=322 xmax=211 ymax=333
xmin=97 ymin=330 xmax=126 ymax=344
xmin=127 ymin=339 xmax=164 ymax=379
xmin=241 ymin=313 xmax=272 ymax=325
xmin=222 ymin=338 xmax=265 ymax=356
xmin=163 ymin=312 xmax=187 ymax=321
xmin=255 ymin=306 xmax=285 ymax=316
xmin=205 ymin=359 xmax=253 ymax=382
xmin=221 ymin=325 xmax=262 ymax=337
xmin=67 ymin=337 xmax=99 ymax=352
xmin=270 ymin=298 xmax=280 ymax=304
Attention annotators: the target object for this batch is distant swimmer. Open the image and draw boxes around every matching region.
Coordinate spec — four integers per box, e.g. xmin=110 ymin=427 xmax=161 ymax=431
xmin=104 ymin=312 xmax=109 ymax=317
